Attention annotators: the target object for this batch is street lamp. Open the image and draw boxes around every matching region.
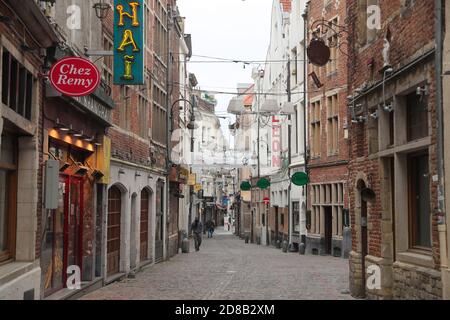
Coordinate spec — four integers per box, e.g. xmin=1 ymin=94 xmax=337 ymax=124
xmin=170 ymin=98 xmax=197 ymax=132
xmin=93 ymin=0 xmax=112 ymax=20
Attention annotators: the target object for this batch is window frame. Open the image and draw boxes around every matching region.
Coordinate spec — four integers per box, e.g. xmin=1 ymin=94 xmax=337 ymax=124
xmin=407 ymin=151 xmax=432 ymax=251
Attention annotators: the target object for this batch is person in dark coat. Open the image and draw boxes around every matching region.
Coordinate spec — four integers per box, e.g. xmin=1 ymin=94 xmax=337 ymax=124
xmin=206 ymin=220 xmax=215 ymax=238
xmin=191 ymin=217 xmax=203 ymax=251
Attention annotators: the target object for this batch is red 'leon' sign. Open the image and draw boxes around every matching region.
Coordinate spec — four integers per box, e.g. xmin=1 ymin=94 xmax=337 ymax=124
xmin=49 ymin=57 xmax=100 ymax=97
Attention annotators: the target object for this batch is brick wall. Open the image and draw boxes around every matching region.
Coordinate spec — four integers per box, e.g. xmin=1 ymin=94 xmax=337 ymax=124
xmin=346 ymin=0 xmax=440 ymax=299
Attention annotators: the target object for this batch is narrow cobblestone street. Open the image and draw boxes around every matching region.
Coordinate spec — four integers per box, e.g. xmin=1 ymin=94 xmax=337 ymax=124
xmin=82 ymin=229 xmax=353 ymax=300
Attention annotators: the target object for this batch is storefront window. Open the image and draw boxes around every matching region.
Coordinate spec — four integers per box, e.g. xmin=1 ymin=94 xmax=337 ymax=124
xmin=0 ymin=133 xmax=17 ymax=263
xmin=0 ymin=170 xmax=9 ymax=254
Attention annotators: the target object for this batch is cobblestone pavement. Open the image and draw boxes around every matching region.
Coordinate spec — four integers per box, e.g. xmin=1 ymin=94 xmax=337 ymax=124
xmin=81 ymin=228 xmax=353 ymax=300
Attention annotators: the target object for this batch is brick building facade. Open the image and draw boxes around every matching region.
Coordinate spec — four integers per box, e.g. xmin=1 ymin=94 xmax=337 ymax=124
xmin=305 ymin=0 xmax=350 ymax=257
xmin=347 ymin=0 xmax=442 ymax=299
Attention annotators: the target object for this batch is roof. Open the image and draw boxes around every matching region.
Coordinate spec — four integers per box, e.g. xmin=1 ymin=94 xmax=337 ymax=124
xmin=279 ymin=0 xmax=292 ymax=12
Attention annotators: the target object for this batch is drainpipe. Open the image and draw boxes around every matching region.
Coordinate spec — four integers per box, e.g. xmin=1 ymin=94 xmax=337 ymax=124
xmin=436 ymin=0 xmax=449 ymax=299
xmin=302 ymin=5 xmax=309 ymax=250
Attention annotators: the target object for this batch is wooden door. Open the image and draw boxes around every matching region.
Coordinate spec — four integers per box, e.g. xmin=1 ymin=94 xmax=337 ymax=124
xmin=361 ymin=196 xmax=368 ymax=297
xmin=155 ymin=181 xmax=164 ymax=262
xmin=140 ymin=189 xmax=149 ymax=262
xmin=107 ymin=186 xmax=121 ymax=276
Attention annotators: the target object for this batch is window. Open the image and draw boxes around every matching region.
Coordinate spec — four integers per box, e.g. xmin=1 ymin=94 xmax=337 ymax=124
xmin=327 ymin=95 xmax=339 ymax=155
xmin=388 ymin=109 xmax=395 ymax=146
xmin=152 ymin=84 xmax=167 ymax=144
xmin=102 ymin=34 xmax=113 ymax=96
xmin=153 ymin=0 xmax=168 ymax=64
xmin=293 ymin=201 xmax=300 ymax=233
xmin=138 ymin=94 xmax=149 ymax=138
xmin=292 ymin=47 xmax=298 ymax=84
xmin=119 ymin=86 xmax=131 ymax=130
xmin=358 ymin=0 xmax=378 ymax=46
xmin=310 ymin=183 xmax=345 ymax=237
xmin=327 ymin=18 xmax=338 ymax=74
xmin=407 ymin=92 xmax=428 ymax=141
xmin=408 ymin=152 xmax=431 ymax=249
xmin=2 ymin=48 xmax=35 ymax=120
xmin=310 ymin=100 xmax=321 ymax=157
xmin=0 ymin=133 xmax=17 ymax=262
xmin=280 ymin=213 xmax=284 ymax=226
xmin=292 ymin=104 xmax=298 ymax=155
xmin=368 ymin=107 xmax=379 ymax=154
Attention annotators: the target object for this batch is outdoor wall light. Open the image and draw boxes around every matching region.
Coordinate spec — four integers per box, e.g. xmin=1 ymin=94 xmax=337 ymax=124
xmin=73 ymin=130 xmax=83 ymax=138
xmin=54 ymin=118 xmax=69 ymax=131
xmin=93 ymin=0 xmax=111 ymax=20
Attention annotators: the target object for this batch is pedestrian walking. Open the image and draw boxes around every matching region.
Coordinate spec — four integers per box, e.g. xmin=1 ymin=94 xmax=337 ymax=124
xmin=206 ymin=220 xmax=215 ymax=238
xmin=191 ymin=217 xmax=203 ymax=251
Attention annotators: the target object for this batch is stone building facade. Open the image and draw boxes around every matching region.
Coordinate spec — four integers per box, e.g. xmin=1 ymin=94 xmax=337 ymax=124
xmin=347 ymin=0 xmax=442 ymax=299
xmin=0 ymin=0 xmax=59 ymax=300
xmin=305 ymin=0 xmax=350 ymax=257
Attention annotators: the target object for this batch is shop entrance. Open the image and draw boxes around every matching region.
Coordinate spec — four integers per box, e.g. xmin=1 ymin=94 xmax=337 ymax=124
xmin=155 ymin=181 xmax=164 ymax=262
xmin=43 ymin=175 xmax=84 ymax=296
xmin=107 ymin=186 xmax=121 ymax=276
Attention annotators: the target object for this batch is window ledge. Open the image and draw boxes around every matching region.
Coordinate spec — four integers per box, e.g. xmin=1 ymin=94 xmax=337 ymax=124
xmin=0 ymin=261 xmax=37 ymax=287
xmin=396 ymin=251 xmax=434 ymax=269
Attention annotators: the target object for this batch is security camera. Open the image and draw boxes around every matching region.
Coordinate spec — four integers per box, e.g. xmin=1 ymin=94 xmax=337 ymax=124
xmin=383 ymin=103 xmax=394 ymax=113
xmin=416 ymin=86 xmax=428 ymax=96
xmin=351 ymin=116 xmax=366 ymax=124
xmin=370 ymin=110 xmax=379 ymax=119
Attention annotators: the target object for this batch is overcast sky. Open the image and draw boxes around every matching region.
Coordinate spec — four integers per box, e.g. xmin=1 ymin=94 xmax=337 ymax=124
xmin=177 ymin=0 xmax=273 ymax=144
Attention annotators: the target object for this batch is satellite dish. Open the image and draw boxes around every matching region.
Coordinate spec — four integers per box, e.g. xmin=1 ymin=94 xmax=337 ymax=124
xmin=307 ymin=38 xmax=331 ymax=67
xmin=361 ymin=188 xmax=376 ymax=203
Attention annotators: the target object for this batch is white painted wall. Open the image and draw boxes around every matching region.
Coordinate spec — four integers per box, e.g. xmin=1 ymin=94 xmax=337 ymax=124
xmin=107 ymin=162 xmax=164 ymax=277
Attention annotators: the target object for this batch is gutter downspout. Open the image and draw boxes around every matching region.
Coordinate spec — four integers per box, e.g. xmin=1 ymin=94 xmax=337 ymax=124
xmin=287 ymin=57 xmax=293 ymax=248
xmin=436 ymin=0 xmax=449 ymax=299
xmin=302 ymin=5 xmax=309 ymax=250
xmin=165 ymin=4 xmax=173 ymax=261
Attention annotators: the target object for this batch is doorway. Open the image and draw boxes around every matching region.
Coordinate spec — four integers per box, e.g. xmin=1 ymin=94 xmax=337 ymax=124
xmin=359 ymin=181 xmax=369 ymax=297
xmin=155 ymin=181 xmax=164 ymax=262
xmin=140 ymin=189 xmax=150 ymax=262
xmin=43 ymin=175 xmax=84 ymax=296
xmin=324 ymin=206 xmax=332 ymax=255
xmin=275 ymin=206 xmax=279 ymax=244
xmin=107 ymin=186 xmax=121 ymax=276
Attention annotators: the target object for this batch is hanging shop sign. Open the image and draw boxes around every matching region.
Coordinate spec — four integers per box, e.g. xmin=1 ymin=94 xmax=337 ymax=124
xmin=240 ymin=181 xmax=252 ymax=191
xmin=263 ymin=197 xmax=270 ymax=205
xmin=291 ymin=172 xmax=309 ymax=186
xmin=188 ymin=173 xmax=197 ymax=186
xmin=49 ymin=57 xmax=100 ymax=97
xmin=257 ymin=178 xmax=270 ymax=190
xmin=114 ymin=0 xmax=145 ymax=85
xmin=307 ymin=38 xmax=330 ymax=67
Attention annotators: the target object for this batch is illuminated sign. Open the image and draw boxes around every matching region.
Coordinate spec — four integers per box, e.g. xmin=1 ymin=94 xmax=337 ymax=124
xmin=114 ymin=0 xmax=144 ymax=85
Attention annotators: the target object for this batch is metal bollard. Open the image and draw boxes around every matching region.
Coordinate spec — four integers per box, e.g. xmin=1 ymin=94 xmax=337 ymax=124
xmin=282 ymin=240 xmax=288 ymax=253
xmin=181 ymin=238 xmax=190 ymax=253
xmin=299 ymin=243 xmax=306 ymax=255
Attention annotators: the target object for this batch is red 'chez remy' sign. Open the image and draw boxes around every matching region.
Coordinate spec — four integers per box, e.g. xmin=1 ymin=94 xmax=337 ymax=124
xmin=49 ymin=57 xmax=100 ymax=97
